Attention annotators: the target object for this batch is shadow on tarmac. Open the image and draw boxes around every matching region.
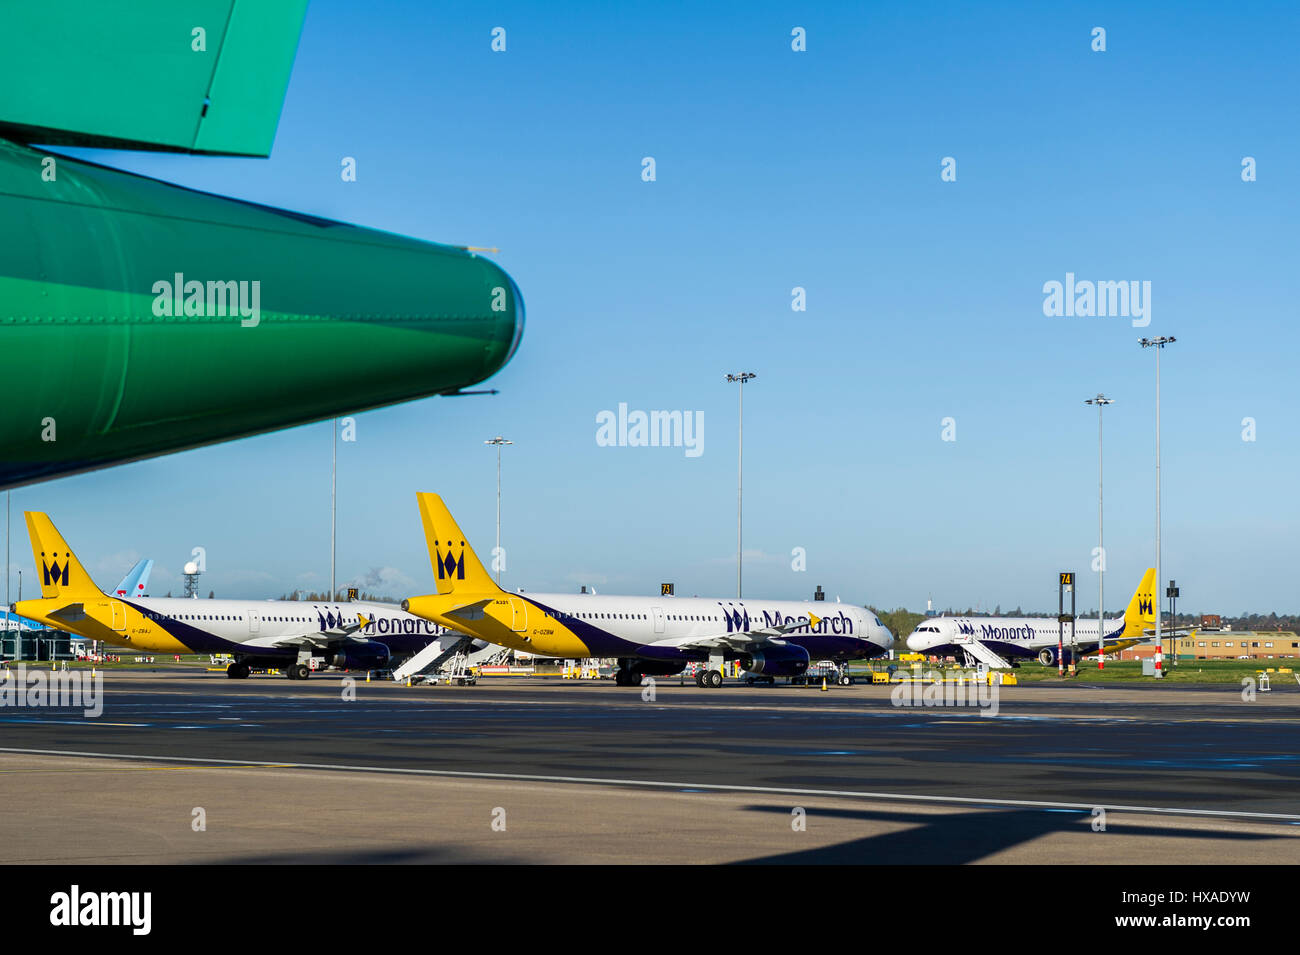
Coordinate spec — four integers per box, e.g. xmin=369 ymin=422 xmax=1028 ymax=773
xmin=733 ymin=805 xmax=1283 ymax=864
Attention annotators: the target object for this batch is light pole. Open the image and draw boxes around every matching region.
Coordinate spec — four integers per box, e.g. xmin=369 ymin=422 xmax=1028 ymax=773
xmin=330 ymin=418 xmax=337 ymax=602
xmin=1140 ymin=336 xmax=1175 ymax=678
xmin=1167 ymin=580 xmax=1180 ymax=666
xmin=4 ymin=489 xmax=8 ymax=658
xmin=726 ymin=373 xmax=756 ymax=599
xmin=1085 ymin=394 xmax=1113 ymax=669
xmin=485 ymin=436 xmax=513 ymax=586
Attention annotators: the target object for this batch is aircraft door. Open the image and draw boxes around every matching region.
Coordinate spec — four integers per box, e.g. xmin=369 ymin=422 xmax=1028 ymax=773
xmin=509 ymin=598 xmax=527 ymax=632
xmin=249 ymin=611 xmax=261 ymax=634
xmin=110 ymin=602 xmax=126 ymax=631
xmin=651 ymin=607 xmax=665 ymax=634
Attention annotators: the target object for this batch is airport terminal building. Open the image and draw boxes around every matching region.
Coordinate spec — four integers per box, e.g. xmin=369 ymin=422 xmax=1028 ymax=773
xmin=1120 ymin=630 xmax=1300 ymax=661
xmin=1178 ymin=631 xmax=1299 ymax=660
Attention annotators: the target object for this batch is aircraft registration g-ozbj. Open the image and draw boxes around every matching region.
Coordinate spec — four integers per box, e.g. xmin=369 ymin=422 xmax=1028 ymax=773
xmin=905 ymin=568 xmax=1159 ymax=666
xmin=12 ymin=512 xmax=451 ymax=679
xmin=400 ymin=494 xmax=894 ymax=687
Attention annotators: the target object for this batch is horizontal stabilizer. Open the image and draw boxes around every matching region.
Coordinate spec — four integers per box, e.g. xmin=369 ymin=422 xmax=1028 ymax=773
xmin=49 ymin=603 xmax=87 ymax=623
xmin=447 ymin=599 xmax=492 ymax=621
xmin=0 ymin=0 xmax=307 ymax=156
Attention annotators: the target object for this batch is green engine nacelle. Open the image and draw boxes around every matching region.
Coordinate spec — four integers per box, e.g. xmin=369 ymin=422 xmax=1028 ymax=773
xmin=0 ymin=140 xmax=524 ymax=488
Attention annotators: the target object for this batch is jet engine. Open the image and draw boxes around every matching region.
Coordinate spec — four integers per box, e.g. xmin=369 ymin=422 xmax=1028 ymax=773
xmin=742 ymin=644 xmax=811 ymax=677
xmin=1037 ymin=646 xmax=1081 ymax=667
xmin=328 ymin=641 xmax=391 ymax=671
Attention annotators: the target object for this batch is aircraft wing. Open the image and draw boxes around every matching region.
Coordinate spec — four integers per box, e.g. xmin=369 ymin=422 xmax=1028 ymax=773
xmin=1098 ymin=628 xmax=1194 ymax=655
xmin=269 ymin=613 xmax=373 ymax=650
xmin=271 ymin=632 xmax=369 ymax=652
xmin=646 ymin=614 xmax=821 ymax=654
xmin=323 ymin=612 xmax=370 ymax=637
xmin=1138 ymin=627 xmax=1196 ymax=638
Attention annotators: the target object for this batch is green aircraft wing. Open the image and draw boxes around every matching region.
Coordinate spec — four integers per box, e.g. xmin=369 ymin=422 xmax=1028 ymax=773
xmin=0 ymin=0 xmax=308 ymax=156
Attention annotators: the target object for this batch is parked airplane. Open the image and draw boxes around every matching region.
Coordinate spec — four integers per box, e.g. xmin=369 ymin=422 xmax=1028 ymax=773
xmin=905 ymin=568 xmax=1158 ymax=666
xmin=12 ymin=512 xmax=449 ymax=679
xmin=400 ymin=493 xmax=893 ymax=687
xmin=111 ymin=559 xmax=154 ymax=599
xmin=1 ymin=561 xmax=151 ymax=637
xmin=0 ymin=610 xmax=43 ymax=632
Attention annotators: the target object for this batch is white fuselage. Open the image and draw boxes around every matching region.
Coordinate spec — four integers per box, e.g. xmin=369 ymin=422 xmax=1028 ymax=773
xmin=120 ymin=597 xmax=448 ymax=659
xmin=906 ymin=614 xmax=1125 ymax=660
xmin=503 ymin=591 xmax=893 ymax=661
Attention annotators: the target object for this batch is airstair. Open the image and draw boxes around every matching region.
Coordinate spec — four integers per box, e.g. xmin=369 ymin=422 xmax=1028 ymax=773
xmin=953 ymin=634 xmax=1014 ymax=669
xmin=390 ymin=636 xmax=508 ymax=684
xmin=435 ymin=644 xmax=509 ymax=685
xmin=390 ymin=635 xmax=473 ymax=683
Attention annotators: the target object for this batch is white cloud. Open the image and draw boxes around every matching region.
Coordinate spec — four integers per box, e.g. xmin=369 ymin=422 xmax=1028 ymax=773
xmin=92 ymin=549 xmax=143 ymax=582
xmin=350 ymin=566 xmax=417 ymax=595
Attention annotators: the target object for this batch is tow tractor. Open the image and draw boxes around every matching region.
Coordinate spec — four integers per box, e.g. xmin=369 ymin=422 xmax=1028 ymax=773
xmin=744 ymin=660 xmax=854 ymax=686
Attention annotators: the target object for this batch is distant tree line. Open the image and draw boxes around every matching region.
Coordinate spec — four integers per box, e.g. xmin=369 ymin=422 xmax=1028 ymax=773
xmin=275 ymin=590 xmax=397 ymax=603
xmin=867 ymin=607 xmax=926 ymax=647
xmin=1214 ymin=612 xmax=1300 ymax=631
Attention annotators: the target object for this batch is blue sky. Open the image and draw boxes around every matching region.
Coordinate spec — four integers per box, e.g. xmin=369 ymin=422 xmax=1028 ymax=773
xmin=6 ymin=0 xmax=1298 ymax=615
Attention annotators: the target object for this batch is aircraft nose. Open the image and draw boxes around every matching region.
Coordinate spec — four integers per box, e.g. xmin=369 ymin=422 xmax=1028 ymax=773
xmin=502 ymin=273 xmax=526 ymax=364
xmin=905 ymin=630 xmax=922 ymax=652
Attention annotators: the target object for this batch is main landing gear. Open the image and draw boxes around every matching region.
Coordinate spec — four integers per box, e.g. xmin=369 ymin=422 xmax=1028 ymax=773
xmin=694 ymin=669 xmax=723 ymax=688
xmin=225 ymin=661 xmax=251 ymax=679
xmin=284 ymin=663 xmax=311 ymax=680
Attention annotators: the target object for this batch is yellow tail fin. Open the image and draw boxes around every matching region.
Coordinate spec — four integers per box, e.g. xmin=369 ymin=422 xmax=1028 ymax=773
xmin=25 ymin=512 xmax=102 ymax=600
xmin=1121 ymin=568 xmax=1157 ymax=639
xmin=416 ymin=493 xmax=501 ymax=596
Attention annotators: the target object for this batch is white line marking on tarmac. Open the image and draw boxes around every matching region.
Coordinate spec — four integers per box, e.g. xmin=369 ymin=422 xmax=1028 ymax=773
xmin=0 ymin=719 xmax=149 ymax=727
xmin=0 ymin=745 xmax=1296 ymax=824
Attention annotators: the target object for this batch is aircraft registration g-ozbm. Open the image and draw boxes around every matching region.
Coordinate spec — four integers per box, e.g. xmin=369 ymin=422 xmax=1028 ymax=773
xmin=12 ymin=512 xmax=451 ymax=679
xmin=400 ymin=493 xmax=894 ymax=687
xmin=904 ymin=568 xmax=1159 ymax=665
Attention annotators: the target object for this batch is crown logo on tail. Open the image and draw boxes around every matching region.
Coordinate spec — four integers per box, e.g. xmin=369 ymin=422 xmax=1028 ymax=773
xmin=42 ymin=555 xmax=69 ymax=587
xmin=436 ymin=543 xmax=465 ymax=581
